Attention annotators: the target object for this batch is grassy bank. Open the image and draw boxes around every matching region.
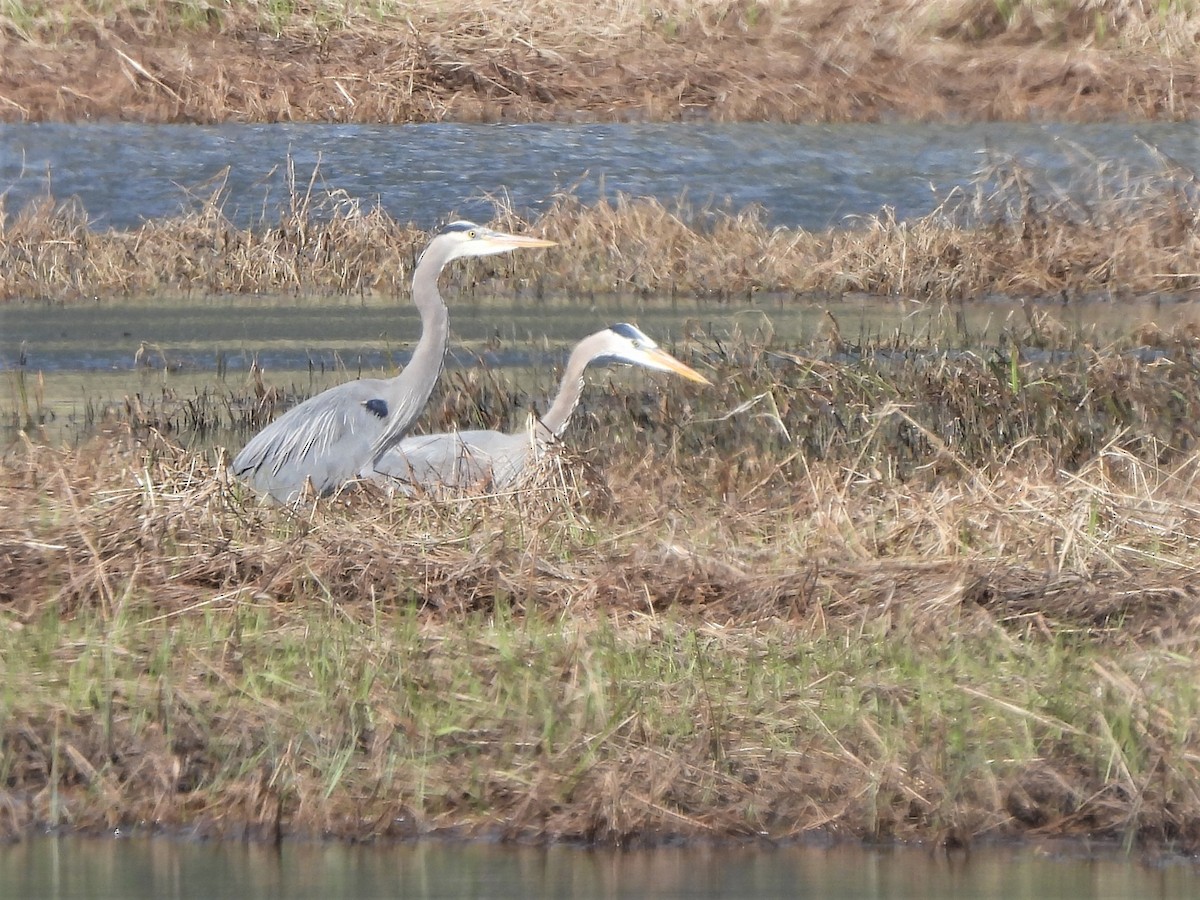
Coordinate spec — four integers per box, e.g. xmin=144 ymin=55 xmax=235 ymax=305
xmin=2 ymin=1 xmax=1198 ymax=123
xmin=4 ymin=158 xmax=1199 ymax=303
xmin=4 ymin=320 xmax=1200 ymax=850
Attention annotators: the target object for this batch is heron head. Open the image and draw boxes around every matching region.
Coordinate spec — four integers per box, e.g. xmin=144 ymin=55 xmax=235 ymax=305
xmin=435 ymin=220 xmax=557 ymax=261
xmin=593 ymin=323 xmax=710 ymax=384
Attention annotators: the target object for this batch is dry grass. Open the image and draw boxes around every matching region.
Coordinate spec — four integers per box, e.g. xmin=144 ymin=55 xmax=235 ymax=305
xmin=0 ymin=1 xmax=1196 ymax=123
xmin=5 ymin=321 xmax=1200 ymax=849
xmin=3 ymin=157 xmax=1198 ymax=303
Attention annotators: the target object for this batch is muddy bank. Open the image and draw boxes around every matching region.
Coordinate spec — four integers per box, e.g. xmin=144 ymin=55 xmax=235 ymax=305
xmin=1 ymin=1 xmax=1198 ymax=124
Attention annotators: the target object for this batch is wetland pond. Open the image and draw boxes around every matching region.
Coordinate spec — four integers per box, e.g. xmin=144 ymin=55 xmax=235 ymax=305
xmin=6 ymin=118 xmax=1198 ymax=446
xmin=3 ymin=836 xmax=1197 ymax=899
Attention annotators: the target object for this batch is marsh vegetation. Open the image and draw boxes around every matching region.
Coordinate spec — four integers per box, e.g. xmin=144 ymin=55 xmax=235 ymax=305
xmin=5 ymin=293 xmax=1200 ymax=849
xmin=4 ymin=155 xmax=1198 ymax=303
xmin=3 ymin=0 xmax=1200 ymax=855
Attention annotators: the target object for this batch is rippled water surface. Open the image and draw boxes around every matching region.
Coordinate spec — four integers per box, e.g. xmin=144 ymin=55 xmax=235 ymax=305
xmin=4 ymin=121 xmax=1196 ymax=229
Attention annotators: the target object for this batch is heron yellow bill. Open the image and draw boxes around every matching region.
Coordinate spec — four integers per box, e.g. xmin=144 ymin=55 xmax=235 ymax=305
xmin=642 ymin=346 xmax=711 ymax=385
xmin=480 ymin=228 xmax=557 ymax=249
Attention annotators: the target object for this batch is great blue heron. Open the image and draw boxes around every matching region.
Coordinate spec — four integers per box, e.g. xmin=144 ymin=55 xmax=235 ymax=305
xmin=364 ymin=323 xmax=709 ymax=494
xmin=232 ymin=221 xmax=555 ymax=503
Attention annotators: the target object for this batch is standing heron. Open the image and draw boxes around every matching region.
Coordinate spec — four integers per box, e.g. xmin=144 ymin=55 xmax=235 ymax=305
xmin=365 ymin=323 xmax=709 ymax=494
xmin=232 ymin=221 xmax=555 ymax=503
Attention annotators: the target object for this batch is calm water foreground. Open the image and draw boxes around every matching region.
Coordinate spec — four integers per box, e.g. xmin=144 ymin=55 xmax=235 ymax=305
xmin=2 ymin=836 xmax=1197 ymax=899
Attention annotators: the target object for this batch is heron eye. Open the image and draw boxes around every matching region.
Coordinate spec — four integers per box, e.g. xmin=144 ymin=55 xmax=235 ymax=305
xmin=467 ymin=229 xmax=477 ymax=239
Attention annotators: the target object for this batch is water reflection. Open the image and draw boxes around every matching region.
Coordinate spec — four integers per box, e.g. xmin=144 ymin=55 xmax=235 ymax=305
xmin=3 ymin=121 xmax=1196 ymax=230
xmin=8 ymin=293 xmax=1197 ymax=377
xmin=2 ymin=837 xmax=1196 ymax=899
xmin=5 ymin=294 xmax=1200 ymax=449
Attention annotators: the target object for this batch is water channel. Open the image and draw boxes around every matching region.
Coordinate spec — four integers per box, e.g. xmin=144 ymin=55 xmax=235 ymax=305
xmin=7 ymin=293 xmax=1200 ymax=450
xmin=3 ymin=121 xmax=1197 ymax=230
xmin=4 ymin=119 xmax=1198 ymax=439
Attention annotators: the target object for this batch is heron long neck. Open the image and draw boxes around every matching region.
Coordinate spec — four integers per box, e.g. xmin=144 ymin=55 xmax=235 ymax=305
xmin=536 ymin=333 xmax=605 ymax=440
xmin=369 ymin=244 xmax=452 ymax=460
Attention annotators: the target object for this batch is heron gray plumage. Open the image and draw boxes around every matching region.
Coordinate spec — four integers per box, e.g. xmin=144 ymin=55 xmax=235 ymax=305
xmin=231 ymin=221 xmax=555 ymax=503
xmin=364 ymin=323 xmax=709 ymax=494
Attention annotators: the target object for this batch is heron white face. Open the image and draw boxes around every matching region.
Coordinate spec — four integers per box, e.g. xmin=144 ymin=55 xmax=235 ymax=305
xmin=600 ymin=323 xmax=710 ymax=384
xmin=439 ymin=220 xmax=557 ymax=261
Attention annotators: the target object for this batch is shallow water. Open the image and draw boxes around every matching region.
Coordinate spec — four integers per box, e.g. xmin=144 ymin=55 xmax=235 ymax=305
xmin=3 ymin=121 xmax=1197 ymax=230
xmin=2 ymin=836 xmax=1196 ymax=899
xmin=8 ymin=292 xmax=1196 ymax=374
xmin=4 ymin=293 xmax=1200 ymax=448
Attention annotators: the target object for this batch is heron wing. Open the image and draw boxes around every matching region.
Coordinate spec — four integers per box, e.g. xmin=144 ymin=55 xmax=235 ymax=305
xmin=370 ymin=429 xmax=534 ymax=493
xmin=232 ymin=378 xmax=395 ymax=502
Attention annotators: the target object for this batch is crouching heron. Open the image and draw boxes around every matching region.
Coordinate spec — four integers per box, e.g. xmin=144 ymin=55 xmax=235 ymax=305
xmin=365 ymin=323 xmax=709 ymax=494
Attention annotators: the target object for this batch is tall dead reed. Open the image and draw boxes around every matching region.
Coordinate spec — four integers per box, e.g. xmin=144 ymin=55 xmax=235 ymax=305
xmin=3 ymin=158 xmax=1197 ymax=302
